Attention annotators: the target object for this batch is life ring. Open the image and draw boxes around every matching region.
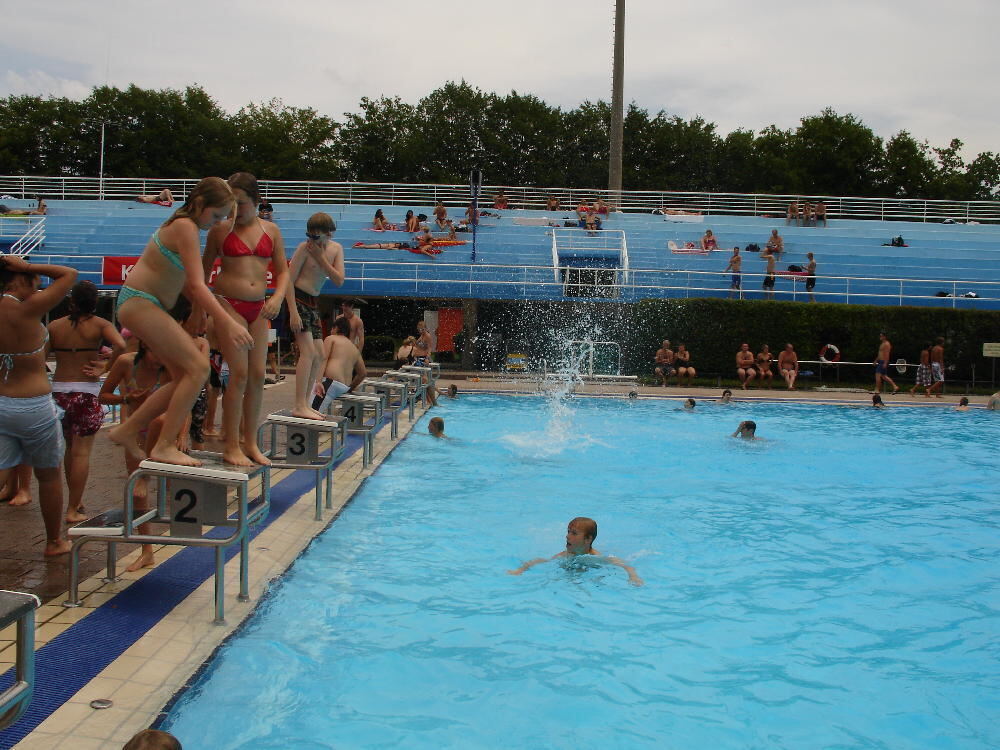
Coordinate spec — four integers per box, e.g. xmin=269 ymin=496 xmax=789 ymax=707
xmin=819 ymin=344 xmax=841 ymax=363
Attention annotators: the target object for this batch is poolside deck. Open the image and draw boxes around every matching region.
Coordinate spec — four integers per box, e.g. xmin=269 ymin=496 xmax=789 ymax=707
xmin=0 ymin=376 xmax=987 ymax=748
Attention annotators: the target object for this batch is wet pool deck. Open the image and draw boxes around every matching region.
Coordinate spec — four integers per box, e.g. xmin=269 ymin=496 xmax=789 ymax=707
xmin=1 ymin=376 xmax=985 ymax=747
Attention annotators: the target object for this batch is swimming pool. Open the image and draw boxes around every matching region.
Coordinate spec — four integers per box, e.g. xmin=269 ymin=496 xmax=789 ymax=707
xmin=162 ymin=395 xmax=999 ymax=749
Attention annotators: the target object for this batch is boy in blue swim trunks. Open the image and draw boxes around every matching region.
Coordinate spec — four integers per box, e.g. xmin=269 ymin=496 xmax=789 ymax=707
xmin=508 ymin=517 xmax=643 ymax=585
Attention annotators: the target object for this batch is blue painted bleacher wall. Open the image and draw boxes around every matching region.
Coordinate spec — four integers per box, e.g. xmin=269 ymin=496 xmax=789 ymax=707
xmin=22 ymin=199 xmax=1000 ymax=310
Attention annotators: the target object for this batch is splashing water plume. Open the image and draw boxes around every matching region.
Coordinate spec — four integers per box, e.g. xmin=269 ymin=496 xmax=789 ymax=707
xmin=503 ymin=316 xmax=609 ymax=458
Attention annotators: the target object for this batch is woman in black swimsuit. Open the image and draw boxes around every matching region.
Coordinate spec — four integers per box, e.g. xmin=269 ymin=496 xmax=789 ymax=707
xmin=674 ymin=343 xmax=696 ymax=386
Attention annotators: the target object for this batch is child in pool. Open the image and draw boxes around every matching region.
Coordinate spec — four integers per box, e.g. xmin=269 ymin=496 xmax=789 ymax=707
xmin=428 ymin=416 xmax=446 ymax=437
xmin=108 ymin=177 xmax=254 ymax=467
xmin=508 ymin=517 xmax=643 ymax=585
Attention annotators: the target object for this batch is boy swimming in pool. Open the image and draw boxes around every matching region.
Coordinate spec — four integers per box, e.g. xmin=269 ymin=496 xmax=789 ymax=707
xmin=508 ymin=517 xmax=643 ymax=585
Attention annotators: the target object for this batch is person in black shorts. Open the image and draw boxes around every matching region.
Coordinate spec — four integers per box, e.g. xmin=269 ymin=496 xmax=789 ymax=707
xmin=805 ymin=252 xmax=817 ymax=302
xmin=762 ymin=248 xmax=777 ymax=299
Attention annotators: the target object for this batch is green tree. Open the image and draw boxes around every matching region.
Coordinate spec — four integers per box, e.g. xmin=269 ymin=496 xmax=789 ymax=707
xmin=338 ymin=95 xmax=421 ymax=182
xmin=482 ymin=91 xmax=565 ymax=188
xmin=231 ymin=99 xmax=341 ymax=181
xmin=881 ymin=131 xmax=938 ymax=198
xmin=930 ymin=138 xmax=970 ymax=199
xmin=793 ymin=108 xmax=883 ymax=196
xmin=751 ymin=125 xmax=799 ymax=194
xmin=964 ymin=151 xmax=1000 ymax=200
xmin=560 ymin=100 xmax=610 ymax=189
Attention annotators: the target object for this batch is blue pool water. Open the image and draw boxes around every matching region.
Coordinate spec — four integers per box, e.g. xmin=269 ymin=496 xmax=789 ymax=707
xmin=163 ymin=395 xmax=1000 ymax=749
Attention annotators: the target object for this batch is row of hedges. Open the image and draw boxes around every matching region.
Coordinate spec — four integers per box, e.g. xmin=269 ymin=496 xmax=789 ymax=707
xmin=301 ymin=296 xmax=1000 ymax=380
xmin=619 ymin=299 xmax=999 ymax=379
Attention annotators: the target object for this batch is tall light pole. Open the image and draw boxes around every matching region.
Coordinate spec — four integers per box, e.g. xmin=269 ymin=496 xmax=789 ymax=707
xmin=98 ymin=122 xmax=107 ymax=201
xmin=608 ymin=0 xmax=625 ymax=208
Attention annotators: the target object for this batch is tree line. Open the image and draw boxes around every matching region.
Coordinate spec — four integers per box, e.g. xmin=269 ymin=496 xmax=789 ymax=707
xmin=1 ymin=81 xmax=997 ymax=201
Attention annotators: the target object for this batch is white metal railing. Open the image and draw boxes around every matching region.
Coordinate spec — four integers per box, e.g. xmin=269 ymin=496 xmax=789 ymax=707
xmin=7 ymin=217 xmax=46 ymax=256
xmin=2 ymin=175 xmax=999 ymax=223
xmin=18 ymin=253 xmax=1000 ymax=308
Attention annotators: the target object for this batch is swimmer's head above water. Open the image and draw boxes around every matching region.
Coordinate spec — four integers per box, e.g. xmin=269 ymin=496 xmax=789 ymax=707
xmin=733 ymin=420 xmax=757 ymax=439
xmin=566 ymin=516 xmax=597 ymax=554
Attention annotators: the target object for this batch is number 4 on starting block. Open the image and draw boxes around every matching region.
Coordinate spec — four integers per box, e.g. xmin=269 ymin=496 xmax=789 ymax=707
xmin=341 ymin=403 xmax=365 ymax=429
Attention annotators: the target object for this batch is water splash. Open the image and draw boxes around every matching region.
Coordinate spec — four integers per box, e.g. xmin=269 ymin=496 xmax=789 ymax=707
xmin=502 ymin=317 xmax=608 ymax=458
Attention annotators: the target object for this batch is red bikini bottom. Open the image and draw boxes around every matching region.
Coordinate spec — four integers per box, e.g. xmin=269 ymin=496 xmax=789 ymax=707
xmin=221 ymin=296 xmax=265 ymax=324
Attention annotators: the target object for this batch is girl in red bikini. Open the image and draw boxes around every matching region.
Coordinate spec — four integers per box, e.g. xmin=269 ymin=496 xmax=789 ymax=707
xmin=202 ymin=173 xmax=290 ymax=467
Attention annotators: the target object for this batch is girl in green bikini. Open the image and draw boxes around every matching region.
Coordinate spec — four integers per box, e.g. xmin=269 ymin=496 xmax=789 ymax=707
xmin=108 ymin=177 xmax=254 ymax=467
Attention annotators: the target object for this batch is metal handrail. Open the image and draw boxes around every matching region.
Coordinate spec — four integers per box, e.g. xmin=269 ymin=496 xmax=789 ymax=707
xmin=2 ymin=175 xmax=999 ymax=222
xmin=8 ymin=217 xmax=46 ymax=256
xmin=18 ymin=253 xmax=1000 ymax=307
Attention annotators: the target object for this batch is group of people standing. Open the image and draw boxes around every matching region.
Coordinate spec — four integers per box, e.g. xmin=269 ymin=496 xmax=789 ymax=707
xmin=0 ymin=172 xmax=376 ymax=558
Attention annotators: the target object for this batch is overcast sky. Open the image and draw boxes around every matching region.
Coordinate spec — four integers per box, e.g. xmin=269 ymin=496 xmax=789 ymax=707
xmin=5 ymin=0 xmax=998 ymax=163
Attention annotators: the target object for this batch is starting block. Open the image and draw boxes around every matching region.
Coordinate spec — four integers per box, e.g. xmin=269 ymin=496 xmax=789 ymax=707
xmin=324 ymin=393 xmax=386 ymax=467
xmin=0 ymin=591 xmax=39 ymax=730
xmin=402 ymin=362 xmax=440 ymax=385
xmin=258 ymin=410 xmax=347 ymax=521
xmin=384 ymin=370 xmax=427 ymax=408
xmin=360 ymin=377 xmax=413 ymax=421
xmin=65 ymin=452 xmax=271 ymax=624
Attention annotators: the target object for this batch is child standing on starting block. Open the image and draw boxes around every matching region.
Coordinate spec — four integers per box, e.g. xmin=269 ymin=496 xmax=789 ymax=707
xmin=202 ymin=173 xmax=289 ymax=466
xmin=284 ymin=212 xmax=344 ymax=420
xmin=108 ymin=177 xmax=254 ymax=467
xmin=508 ymin=516 xmax=643 ymax=585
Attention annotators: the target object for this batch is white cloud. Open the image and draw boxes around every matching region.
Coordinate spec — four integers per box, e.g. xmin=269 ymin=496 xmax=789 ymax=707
xmin=4 ymin=0 xmax=999 ymax=161
xmin=4 ymin=70 xmax=91 ymax=101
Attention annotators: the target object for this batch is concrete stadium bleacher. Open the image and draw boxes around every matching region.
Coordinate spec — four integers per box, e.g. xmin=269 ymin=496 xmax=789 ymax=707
xmin=22 ymin=199 xmax=1000 ymax=309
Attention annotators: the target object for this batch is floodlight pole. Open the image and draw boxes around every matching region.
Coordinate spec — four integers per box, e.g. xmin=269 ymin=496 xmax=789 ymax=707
xmin=98 ymin=122 xmax=107 ymax=201
xmin=608 ymin=0 xmax=625 ymax=209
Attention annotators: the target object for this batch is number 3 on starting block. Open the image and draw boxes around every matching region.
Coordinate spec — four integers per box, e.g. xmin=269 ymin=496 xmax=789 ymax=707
xmin=286 ymin=427 xmax=320 ymax=462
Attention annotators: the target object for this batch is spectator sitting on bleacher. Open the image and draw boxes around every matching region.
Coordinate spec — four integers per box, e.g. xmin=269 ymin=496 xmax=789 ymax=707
xmin=815 ymin=201 xmax=827 ymax=226
xmin=593 ymin=197 xmax=609 ymax=215
xmin=373 ymin=209 xmax=391 ymax=231
xmin=493 ymin=190 xmax=510 ymax=209
xmin=135 ymin=188 xmax=174 ymax=206
xmin=465 ymin=202 xmax=479 ymax=226
xmin=786 ymin=201 xmax=799 ymax=225
xmin=576 ymin=198 xmax=592 ymax=222
xmin=766 ymin=229 xmax=784 ymax=256
xmin=546 ymin=196 xmax=561 ymax=211
xmin=803 ymin=202 xmax=816 ymax=226
xmin=434 ymin=201 xmax=448 ymax=229
xmin=700 ymin=229 xmax=719 ymax=251
xmin=404 ymin=210 xmax=420 ymax=232
xmin=257 ymin=199 xmax=273 ymax=221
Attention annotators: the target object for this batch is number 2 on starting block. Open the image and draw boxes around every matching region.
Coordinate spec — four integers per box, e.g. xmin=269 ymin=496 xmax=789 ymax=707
xmin=169 ymin=479 xmax=229 ymax=537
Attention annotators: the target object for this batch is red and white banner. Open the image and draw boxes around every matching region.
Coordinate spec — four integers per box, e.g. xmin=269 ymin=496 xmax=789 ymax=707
xmin=102 ymin=257 xmax=277 ymax=288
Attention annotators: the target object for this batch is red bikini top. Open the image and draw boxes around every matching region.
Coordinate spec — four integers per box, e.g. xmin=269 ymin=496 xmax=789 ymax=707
xmin=222 ymin=227 xmax=273 ymax=258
